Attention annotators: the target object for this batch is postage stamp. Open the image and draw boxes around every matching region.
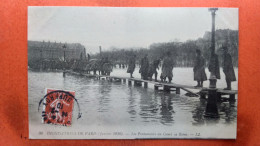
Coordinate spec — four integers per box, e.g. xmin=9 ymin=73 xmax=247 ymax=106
xmin=41 ymin=89 xmax=75 ymax=126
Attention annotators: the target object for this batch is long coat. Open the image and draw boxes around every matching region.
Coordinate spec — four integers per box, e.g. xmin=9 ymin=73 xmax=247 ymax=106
xmin=127 ymin=57 xmax=136 ymax=73
xmin=161 ymin=56 xmax=174 ymax=78
xmin=139 ymin=57 xmax=149 ymax=78
xmin=193 ymin=55 xmax=207 ymax=81
xmin=223 ymin=53 xmax=236 ymax=81
xmin=208 ymin=53 xmax=220 ymax=79
xmin=148 ymin=59 xmax=160 ymax=77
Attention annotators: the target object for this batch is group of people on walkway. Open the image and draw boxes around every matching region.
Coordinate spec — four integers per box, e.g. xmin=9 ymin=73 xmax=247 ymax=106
xmin=194 ymin=46 xmax=236 ymax=90
xmin=127 ymin=54 xmax=164 ymax=82
xmin=127 ymin=51 xmax=175 ymax=83
xmin=127 ymin=46 xmax=236 ymax=90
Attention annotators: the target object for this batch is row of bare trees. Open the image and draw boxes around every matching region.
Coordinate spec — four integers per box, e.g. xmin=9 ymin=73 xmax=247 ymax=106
xmin=93 ymin=29 xmax=238 ymax=67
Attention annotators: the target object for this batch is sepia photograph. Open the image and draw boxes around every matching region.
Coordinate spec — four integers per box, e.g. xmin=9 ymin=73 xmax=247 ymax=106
xmin=28 ymin=7 xmax=238 ymax=139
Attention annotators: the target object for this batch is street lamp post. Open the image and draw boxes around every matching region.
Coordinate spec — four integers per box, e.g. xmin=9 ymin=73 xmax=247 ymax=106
xmin=210 ymin=8 xmax=217 ymax=53
xmin=204 ymin=8 xmax=219 ymax=118
xmin=62 ymin=44 xmax=67 ymax=76
xmin=208 ymin=8 xmax=218 ymax=89
xmin=63 ymin=44 xmax=66 ymax=62
xmin=99 ymin=46 xmax=102 ymax=58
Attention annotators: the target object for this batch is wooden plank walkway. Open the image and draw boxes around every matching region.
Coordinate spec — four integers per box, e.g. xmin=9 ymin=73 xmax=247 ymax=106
xmin=65 ymin=71 xmax=238 ymax=101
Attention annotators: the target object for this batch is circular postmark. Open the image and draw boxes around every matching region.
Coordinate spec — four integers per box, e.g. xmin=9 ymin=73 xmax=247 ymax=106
xmin=38 ymin=89 xmax=82 ymax=126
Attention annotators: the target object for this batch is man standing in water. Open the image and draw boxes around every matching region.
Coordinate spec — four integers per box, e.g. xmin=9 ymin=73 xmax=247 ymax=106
xmin=193 ymin=49 xmax=207 ymax=87
xmin=127 ymin=54 xmax=136 ymax=78
xmin=139 ymin=54 xmax=149 ymax=80
xmin=222 ymin=46 xmax=236 ymax=90
xmin=161 ymin=52 xmax=174 ymax=83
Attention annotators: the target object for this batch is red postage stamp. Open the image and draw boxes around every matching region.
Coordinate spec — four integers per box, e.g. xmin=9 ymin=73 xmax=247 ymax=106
xmin=42 ymin=89 xmax=75 ymax=126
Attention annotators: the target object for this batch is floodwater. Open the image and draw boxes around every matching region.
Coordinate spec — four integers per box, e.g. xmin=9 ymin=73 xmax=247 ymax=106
xmin=28 ymin=67 xmax=238 ymax=139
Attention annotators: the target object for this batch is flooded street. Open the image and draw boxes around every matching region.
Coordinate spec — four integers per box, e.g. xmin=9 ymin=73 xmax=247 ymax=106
xmin=29 ymin=67 xmax=237 ymax=139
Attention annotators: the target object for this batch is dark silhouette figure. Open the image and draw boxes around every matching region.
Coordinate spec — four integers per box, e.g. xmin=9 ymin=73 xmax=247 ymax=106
xmin=161 ymin=52 xmax=174 ymax=83
xmin=127 ymin=55 xmax=136 ymax=78
xmin=148 ymin=59 xmax=160 ymax=81
xmin=193 ymin=49 xmax=207 ymax=87
xmin=139 ymin=55 xmax=149 ymax=80
xmin=222 ymin=46 xmax=236 ymax=90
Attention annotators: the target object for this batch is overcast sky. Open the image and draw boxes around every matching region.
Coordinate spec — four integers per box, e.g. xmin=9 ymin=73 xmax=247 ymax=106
xmin=28 ymin=7 xmax=238 ymax=53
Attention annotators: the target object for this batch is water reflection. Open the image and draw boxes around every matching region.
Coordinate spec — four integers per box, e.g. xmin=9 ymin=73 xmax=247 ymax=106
xmin=137 ymin=87 xmax=159 ymax=123
xmin=97 ymin=81 xmax=112 ymax=113
xmin=219 ymin=102 xmax=237 ymax=124
xmin=127 ymin=86 xmax=137 ymax=121
xmin=29 ymin=71 xmax=237 ymax=128
xmin=159 ymin=93 xmax=175 ymax=125
xmin=192 ymin=99 xmax=207 ymax=126
xmin=191 ymin=98 xmax=237 ymax=125
xmin=134 ymin=87 xmax=175 ymax=125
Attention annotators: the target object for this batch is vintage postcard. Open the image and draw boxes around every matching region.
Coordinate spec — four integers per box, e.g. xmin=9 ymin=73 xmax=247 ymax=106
xmin=28 ymin=7 xmax=238 ymax=139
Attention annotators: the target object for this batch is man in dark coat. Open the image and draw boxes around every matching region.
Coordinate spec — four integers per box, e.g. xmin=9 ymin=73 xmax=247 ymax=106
xmin=127 ymin=54 xmax=136 ymax=78
xmin=222 ymin=46 xmax=236 ymax=90
xmin=148 ymin=58 xmax=160 ymax=81
xmin=193 ymin=49 xmax=207 ymax=87
xmin=208 ymin=48 xmax=220 ymax=80
xmin=161 ymin=52 xmax=174 ymax=83
xmin=139 ymin=54 xmax=149 ymax=80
